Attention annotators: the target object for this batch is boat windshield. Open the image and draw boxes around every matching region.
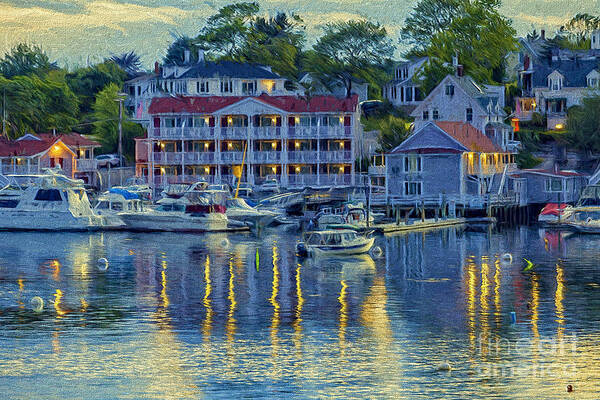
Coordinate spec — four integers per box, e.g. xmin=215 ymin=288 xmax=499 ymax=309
xmin=157 ymin=203 xmax=185 ymax=212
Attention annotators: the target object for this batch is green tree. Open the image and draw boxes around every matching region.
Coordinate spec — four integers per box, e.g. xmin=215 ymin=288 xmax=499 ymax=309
xmin=240 ymin=12 xmax=305 ymax=78
xmin=92 ymin=83 xmax=144 ymax=158
xmin=404 ymin=0 xmax=517 ymax=92
xmin=0 ymin=43 xmax=58 ymax=78
xmin=306 ymin=20 xmax=394 ymax=98
xmin=566 ymin=98 xmax=600 ymax=153
xmin=560 ymin=13 xmax=600 ymax=44
xmin=108 ymin=51 xmax=142 ymax=78
xmin=0 ymin=72 xmax=78 ymax=138
xmin=362 ymin=114 xmax=412 ymax=152
xmin=195 ymin=2 xmax=260 ymax=60
xmin=163 ymin=35 xmax=198 ymax=65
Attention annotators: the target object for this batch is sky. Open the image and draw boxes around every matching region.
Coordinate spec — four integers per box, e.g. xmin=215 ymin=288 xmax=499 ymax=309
xmin=0 ymin=0 xmax=599 ymax=69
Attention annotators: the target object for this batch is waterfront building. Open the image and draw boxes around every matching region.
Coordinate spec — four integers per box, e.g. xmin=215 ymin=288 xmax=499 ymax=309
xmin=509 ymin=169 xmax=588 ymax=205
xmin=135 ymin=93 xmax=360 ymax=189
xmin=382 ymin=57 xmax=428 ymax=113
xmin=411 ymin=73 xmax=518 ymax=155
xmin=385 ymin=121 xmax=517 ymax=207
xmin=0 ymin=133 xmax=100 ymax=182
xmin=514 ymin=30 xmax=600 ymax=130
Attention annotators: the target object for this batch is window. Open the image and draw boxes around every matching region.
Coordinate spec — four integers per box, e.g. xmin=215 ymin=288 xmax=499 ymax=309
xmin=549 ymin=77 xmax=562 ymax=91
xmin=242 ymin=81 xmax=256 ymax=94
xmin=404 ymin=155 xmax=422 ymax=172
xmin=0 ymin=200 xmax=18 ymax=208
xmin=197 ymin=81 xmax=209 ymax=93
xmin=404 ymin=181 xmax=422 ymax=196
xmin=220 ymin=80 xmax=233 ymax=93
xmin=588 ymin=78 xmax=598 ymax=88
xmin=34 ymin=189 xmax=62 ymax=201
xmin=445 ymin=84 xmax=455 ymax=96
xmin=466 ymin=107 xmax=473 ymax=122
xmin=545 ymin=178 xmax=564 ymax=192
xmin=422 ymin=110 xmax=429 ymax=120
xmin=164 ymin=118 xmax=176 ymax=128
xmin=432 ymin=109 xmax=439 ymax=120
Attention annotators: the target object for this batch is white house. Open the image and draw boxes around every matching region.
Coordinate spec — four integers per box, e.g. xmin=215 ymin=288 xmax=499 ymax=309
xmin=382 ymin=57 xmax=428 ymax=110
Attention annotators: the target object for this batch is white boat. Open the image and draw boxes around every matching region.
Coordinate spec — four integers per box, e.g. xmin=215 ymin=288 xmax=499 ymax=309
xmin=94 ymin=188 xmax=146 ymax=227
xmin=256 ymin=178 xmax=280 ymax=195
xmin=160 ymin=181 xmax=209 ymax=199
xmin=118 ymin=197 xmax=229 ymax=232
xmin=113 ymin=177 xmax=153 ymax=203
xmin=296 ymin=229 xmax=375 ymax=257
xmin=225 ymin=198 xmax=277 ymax=227
xmin=562 ymin=208 xmax=600 ymax=233
xmin=0 ymin=170 xmax=116 ymax=231
xmin=315 ymin=203 xmax=374 ymax=230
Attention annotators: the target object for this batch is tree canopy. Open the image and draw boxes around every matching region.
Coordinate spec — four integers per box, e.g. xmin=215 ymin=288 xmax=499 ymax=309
xmin=305 ymin=20 xmax=394 ymax=97
xmin=0 ymin=43 xmax=58 ymax=79
xmin=566 ymin=97 xmax=600 ymax=153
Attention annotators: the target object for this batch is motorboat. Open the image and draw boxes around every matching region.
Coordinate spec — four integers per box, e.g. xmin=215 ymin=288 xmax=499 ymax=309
xmin=233 ymin=183 xmax=254 ymax=199
xmin=546 ymin=185 xmax=600 ymax=226
xmin=118 ymin=196 xmax=230 ymax=232
xmin=256 ymin=178 xmax=280 ymax=195
xmin=0 ymin=170 xmax=117 ymax=231
xmin=94 ymin=188 xmax=146 ymax=227
xmin=562 ymin=208 xmax=600 ymax=233
xmin=296 ymin=229 xmax=375 ymax=257
xmin=225 ymin=197 xmax=277 ymax=227
xmin=113 ymin=177 xmax=153 ymax=203
xmin=315 ymin=203 xmax=374 ymax=230
xmin=160 ymin=181 xmax=209 ymax=199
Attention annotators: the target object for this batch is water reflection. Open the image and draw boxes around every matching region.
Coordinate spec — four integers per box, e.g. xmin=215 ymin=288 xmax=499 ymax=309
xmin=0 ymin=227 xmax=599 ymax=398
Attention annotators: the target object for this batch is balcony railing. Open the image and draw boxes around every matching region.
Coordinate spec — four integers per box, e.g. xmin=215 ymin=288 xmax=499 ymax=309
xmin=287 ymin=151 xmax=319 ymax=162
xmin=184 ymin=152 xmax=215 ymax=164
xmin=253 ymin=151 xmax=281 ymax=163
xmin=320 ymin=151 xmax=353 ymax=162
xmin=319 ymin=126 xmax=352 ymax=138
xmin=288 ymin=174 xmax=318 ymax=187
xmin=152 ymin=127 xmax=214 ymax=139
xmin=368 ymin=165 xmax=386 ymax=176
xmin=288 ymin=126 xmax=318 ymax=138
xmin=75 ymin=159 xmax=97 ymax=172
xmin=319 ymin=174 xmax=352 ymax=186
xmin=1 ymin=165 xmax=39 ymax=175
xmin=221 ymin=127 xmax=248 ymax=139
xmin=221 ymin=151 xmax=244 ymax=162
xmin=253 ymin=127 xmax=281 ymax=138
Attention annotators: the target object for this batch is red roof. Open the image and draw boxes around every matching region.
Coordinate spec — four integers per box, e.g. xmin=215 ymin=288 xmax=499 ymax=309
xmin=435 ymin=122 xmax=501 ymax=153
xmin=0 ymin=133 xmax=99 ymax=157
xmin=148 ymin=94 xmax=359 ymax=115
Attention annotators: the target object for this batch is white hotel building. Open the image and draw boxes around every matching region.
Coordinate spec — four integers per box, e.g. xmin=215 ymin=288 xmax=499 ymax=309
xmin=131 ymin=57 xmax=361 ymax=189
xmin=135 ymin=93 xmax=360 ymax=188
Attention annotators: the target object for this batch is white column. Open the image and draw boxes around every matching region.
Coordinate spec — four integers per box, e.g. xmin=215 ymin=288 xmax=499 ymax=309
xmin=215 ymin=115 xmax=222 ymax=182
xmin=247 ymin=113 xmax=253 ymax=185
xmin=281 ymin=114 xmax=286 ymax=187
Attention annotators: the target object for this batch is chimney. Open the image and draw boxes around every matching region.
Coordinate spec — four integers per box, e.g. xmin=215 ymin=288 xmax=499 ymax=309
xmin=154 ymin=62 xmax=160 ymax=74
xmin=198 ymin=49 xmax=205 ymax=63
xmin=541 ymin=29 xmax=545 ymax=40
xmin=184 ymin=50 xmax=190 ymax=64
xmin=452 ymin=55 xmax=459 ymax=67
xmin=457 ymin=65 xmax=464 ymax=77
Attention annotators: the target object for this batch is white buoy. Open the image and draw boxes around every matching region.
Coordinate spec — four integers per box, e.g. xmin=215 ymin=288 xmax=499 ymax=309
xmin=370 ymin=246 xmax=384 ymax=258
xmin=436 ymin=360 xmax=452 ymax=371
xmin=30 ymin=296 xmax=44 ymax=313
xmin=501 ymin=253 xmax=513 ymax=264
xmin=97 ymin=257 xmax=109 ymax=271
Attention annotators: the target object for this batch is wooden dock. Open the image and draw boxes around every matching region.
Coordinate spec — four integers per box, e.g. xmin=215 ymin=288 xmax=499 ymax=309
xmin=370 ymin=218 xmax=467 ymax=234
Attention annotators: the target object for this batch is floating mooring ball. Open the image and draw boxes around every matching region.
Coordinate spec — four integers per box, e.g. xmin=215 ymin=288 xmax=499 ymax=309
xmin=30 ymin=296 xmax=44 ymax=313
xmin=97 ymin=258 xmax=109 ymax=271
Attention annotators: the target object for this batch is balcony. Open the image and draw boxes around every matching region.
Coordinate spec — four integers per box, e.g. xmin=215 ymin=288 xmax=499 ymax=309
xmin=153 ymin=152 xmax=182 ymax=164
xmin=183 ymin=152 xmax=215 ymax=164
xmin=288 ymin=174 xmax=318 ymax=187
xmin=368 ymin=165 xmax=386 ymax=176
xmin=76 ymin=159 xmax=97 ymax=172
xmin=253 ymin=151 xmax=281 ymax=163
xmin=319 ymin=126 xmax=352 ymax=138
xmin=288 ymin=126 xmax=318 ymax=138
xmin=320 ymin=151 xmax=353 ymax=162
xmin=1 ymin=165 xmax=38 ymax=175
xmin=220 ymin=127 xmax=248 ymax=139
xmin=152 ymin=127 xmax=214 ymax=139
xmin=319 ymin=174 xmax=352 ymax=186
xmin=287 ymin=151 xmax=318 ymax=162
xmin=253 ymin=127 xmax=281 ymax=138
xmin=221 ymin=151 xmax=244 ymax=163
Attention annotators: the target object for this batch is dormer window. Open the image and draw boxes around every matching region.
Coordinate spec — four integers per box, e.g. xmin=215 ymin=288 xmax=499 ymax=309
xmin=548 ymin=74 xmax=563 ymax=91
xmin=445 ymin=85 xmax=455 ymax=96
xmin=432 ymin=109 xmax=439 ymax=120
xmin=422 ymin=110 xmax=429 ymax=120
xmin=466 ymin=108 xmax=473 ymax=122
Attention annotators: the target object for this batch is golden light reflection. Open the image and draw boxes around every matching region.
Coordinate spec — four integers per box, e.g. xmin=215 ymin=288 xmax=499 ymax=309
xmin=270 ymin=244 xmax=280 ymax=349
xmin=202 ymin=255 xmax=212 ymax=339
xmin=226 ymin=257 xmax=237 ymax=342
xmin=466 ymin=258 xmax=477 ymax=357
xmin=17 ymin=278 xmax=24 ymax=309
xmin=160 ymin=259 xmax=169 ymax=309
xmin=53 ymin=289 xmax=67 ymax=317
xmin=530 ymin=273 xmax=540 ymax=362
xmin=480 ymin=259 xmax=490 ymax=358
xmin=292 ymin=263 xmax=303 ymax=353
xmin=51 ymin=259 xmax=61 ymax=281
xmin=493 ymin=259 xmax=502 ymax=328
xmin=555 ymin=263 xmax=565 ymax=339
xmin=338 ymin=279 xmax=348 ymax=355
xmin=80 ymin=298 xmax=88 ymax=313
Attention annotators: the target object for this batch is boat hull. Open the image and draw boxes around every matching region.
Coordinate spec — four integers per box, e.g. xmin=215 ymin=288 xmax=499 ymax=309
xmin=119 ymin=213 xmax=229 ymax=232
xmin=0 ymin=210 xmax=112 ymax=231
xmin=307 ymin=237 xmax=375 ymax=257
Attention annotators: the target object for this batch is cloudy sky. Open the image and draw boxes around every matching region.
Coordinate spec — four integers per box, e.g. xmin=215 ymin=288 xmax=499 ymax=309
xmin=0 ymin=0 xmax=598 ymax=69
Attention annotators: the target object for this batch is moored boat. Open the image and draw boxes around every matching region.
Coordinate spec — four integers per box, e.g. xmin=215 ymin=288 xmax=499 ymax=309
xmin=296 ymin=229 xmax=375 ymax=257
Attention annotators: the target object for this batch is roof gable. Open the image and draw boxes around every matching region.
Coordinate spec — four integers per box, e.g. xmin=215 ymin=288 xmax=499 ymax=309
xmin=389 ymin=122 xmax=468 ymax=154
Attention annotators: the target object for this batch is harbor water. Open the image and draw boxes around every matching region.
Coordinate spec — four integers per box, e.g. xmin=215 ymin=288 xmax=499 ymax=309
xmin=0 ymin=227 xmax=599 ymax=399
